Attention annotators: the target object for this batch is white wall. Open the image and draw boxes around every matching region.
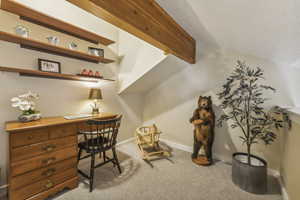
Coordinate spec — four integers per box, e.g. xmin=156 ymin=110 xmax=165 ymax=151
xmin=118 ymin=30 xmax=166 ymax=93
xmin=0 ymin=1 xmax=144 ymax=186
xmin=283 ymin=66 xmax=300 ymax=107
xmin=143 ymin=50 xmax=293 ymax=170
xmin=280 ymin=113 xmax=300 ymax=200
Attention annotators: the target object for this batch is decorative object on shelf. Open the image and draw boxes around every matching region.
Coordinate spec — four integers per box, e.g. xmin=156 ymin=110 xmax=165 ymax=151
xmin=81 ymin=68 xmax=89 ymax=76
xmin=14 ymin=25 xmax=29 ymax=38
xmin=88 ymin=70 xmax=93 ymax=76
xmin=78 ymin=69 xmax=103 ymax=79
xmin=217 ymin=60 xmax=291 ymax=194
xmin=46 ymin=36 xmax=59 ymax=45
xmin=189 ymin=96 xmax=215 ymax=166
xmin=135 ymin=124 xmax=171 ymax=167
xmin=68 ymin=42 xmax=78 ymax=50
xmin=95 ymin=71 xmax=101 ymax=77
xmin=0 ymin=31 xmax=114 ymax=64
xmin=38 ymin=59 xmax=61 ymax=73
xmin=89 ymin=88 xmax=103 ymax=114
xmin=11 ymin=91 xmax=41 ymax=122
xmin=0 ymin=66 xmax=103 ymax=83
xmin=88 ymin=47 xmax=104 ymax=57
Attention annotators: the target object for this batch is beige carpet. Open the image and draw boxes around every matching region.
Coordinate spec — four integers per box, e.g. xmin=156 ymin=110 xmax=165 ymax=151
xmin=45 ymin=142 xmax=282 ymax=200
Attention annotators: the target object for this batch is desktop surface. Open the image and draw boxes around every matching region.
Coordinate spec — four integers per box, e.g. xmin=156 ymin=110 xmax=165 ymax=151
xmin=5 ymin=113 xmax=118 ymax=132
xmin=64 ymin=114 xmax=93 ymax=120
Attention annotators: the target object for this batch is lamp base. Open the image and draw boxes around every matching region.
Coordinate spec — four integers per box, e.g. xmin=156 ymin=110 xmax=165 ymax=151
xmin=92 ymin=108 xmax=99 ymax=115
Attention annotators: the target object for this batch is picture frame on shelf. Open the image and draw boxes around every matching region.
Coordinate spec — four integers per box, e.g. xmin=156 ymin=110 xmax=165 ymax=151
xmin=88 ymin=47 xmax=104 ymax=57
xmin=38 ymin=59 xmax=61 ymax=73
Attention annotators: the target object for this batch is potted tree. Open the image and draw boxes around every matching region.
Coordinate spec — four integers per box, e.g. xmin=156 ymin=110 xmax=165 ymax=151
xmin=217 ymin=61 xmax=291 ymax=194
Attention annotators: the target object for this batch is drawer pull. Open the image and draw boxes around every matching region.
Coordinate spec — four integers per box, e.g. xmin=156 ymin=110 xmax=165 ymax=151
xmin=42 ymin=157 xmax=56 ymax=165
xmin=45 ymin=180 xmax=54 ymax=189
xmin=27 ymin=135 xmax=34 ymax=140
xmin=42 ymin=168 xmax=56 ymax=177
xmin=42 ymin=144 xmax=57 ymax=152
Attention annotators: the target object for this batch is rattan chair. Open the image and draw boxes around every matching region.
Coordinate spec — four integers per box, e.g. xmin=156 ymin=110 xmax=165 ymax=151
xmin=77 ymin=115 xmax=122 ymax=192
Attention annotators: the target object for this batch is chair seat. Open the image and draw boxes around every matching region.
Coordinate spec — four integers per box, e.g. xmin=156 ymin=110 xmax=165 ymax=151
xmin=78 ymin=137 xmax=111 ymax=153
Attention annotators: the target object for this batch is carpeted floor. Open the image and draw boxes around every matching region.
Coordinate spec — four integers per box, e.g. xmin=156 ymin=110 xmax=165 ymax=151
xmin=47 ymin=142 xmax=282 ymax=200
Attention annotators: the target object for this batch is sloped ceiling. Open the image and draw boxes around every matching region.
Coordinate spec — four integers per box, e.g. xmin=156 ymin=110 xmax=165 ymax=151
xmin=156 ymin=0 xmax=298 ymax=65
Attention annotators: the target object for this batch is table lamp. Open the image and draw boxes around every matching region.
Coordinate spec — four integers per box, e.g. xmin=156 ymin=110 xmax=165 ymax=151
xmin=89 ymin=88 xmax=102 ymax=114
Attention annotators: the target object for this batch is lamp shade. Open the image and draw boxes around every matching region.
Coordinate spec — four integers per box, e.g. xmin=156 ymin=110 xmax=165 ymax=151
xmin=89 ymin=88 xmax=102 ymax=100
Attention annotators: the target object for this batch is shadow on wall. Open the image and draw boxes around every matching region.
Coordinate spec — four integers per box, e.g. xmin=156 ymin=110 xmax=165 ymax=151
xmin=97 ymin=83 xmax=144 ymax=141
xmin=212 ymin=104 xmax=237 ymax=162
xmin=143 ymin=53 xmax=231 ymax=122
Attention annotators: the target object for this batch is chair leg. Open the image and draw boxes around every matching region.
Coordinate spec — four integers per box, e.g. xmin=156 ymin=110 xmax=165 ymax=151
xmin=103 ymin=151 xmax=106 ymax=162
xmin=112 ymin=147 xmax=122 ymax=174
xmin=77 ymin=148 xmax=82 ymax=164
xmin=89 ymin=153 xmax=95 ymax=192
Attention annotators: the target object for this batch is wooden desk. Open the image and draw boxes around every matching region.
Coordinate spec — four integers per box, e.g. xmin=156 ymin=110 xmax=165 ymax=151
xmin=5 ymin=113 xmax=117 ymax=200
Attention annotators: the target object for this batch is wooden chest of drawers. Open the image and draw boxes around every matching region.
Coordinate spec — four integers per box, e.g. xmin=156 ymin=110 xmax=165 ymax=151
xmin=5 ymin=113 xmax=117 ymax=200
xmin=8 ymin=124 xmax=78 ymax=200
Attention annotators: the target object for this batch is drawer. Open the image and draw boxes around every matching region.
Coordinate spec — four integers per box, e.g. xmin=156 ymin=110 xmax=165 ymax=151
xmin=77 ymin=122 xmax=98 ymax=131
xmin=11 ymin=136 xmax=77 ymax=162
xmin=10 ymin=167 xmax=77 ymax=200
xmin=49 ymin=124 xmax=77 ymax=139
xmin=24 ymin=177 xmax=78 ymax=200
xmin=11 ymin=146 xmax=77 ymax=177
xmin=10 ymin=157 xmax=77 ymax=190
xmin=11 ymin=128 xmax=49 ymax=148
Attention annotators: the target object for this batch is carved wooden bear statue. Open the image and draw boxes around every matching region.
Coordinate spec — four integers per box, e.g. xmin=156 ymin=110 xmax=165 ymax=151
xmin=189 ymin=96 xmax=215 ymax=165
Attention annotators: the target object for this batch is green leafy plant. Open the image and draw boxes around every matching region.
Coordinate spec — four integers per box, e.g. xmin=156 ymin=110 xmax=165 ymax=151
xmin=217 ymin=61 xmax=291 ymax=165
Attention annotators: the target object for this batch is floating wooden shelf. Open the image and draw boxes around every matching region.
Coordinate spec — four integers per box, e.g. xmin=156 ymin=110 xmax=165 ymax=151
xmin=0 ymin=31 xmax=114 ymax=64
xmin=76 ymin=74 xmax=115 ymax=82
xmin=1 ymin=0 xmax=115 ymax=45
xmin=0 ymin=66 xmax=115 ymax=83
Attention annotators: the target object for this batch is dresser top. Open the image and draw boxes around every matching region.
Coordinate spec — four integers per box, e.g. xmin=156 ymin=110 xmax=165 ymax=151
xmin=5 ymin=113 xmax=118 ymax=132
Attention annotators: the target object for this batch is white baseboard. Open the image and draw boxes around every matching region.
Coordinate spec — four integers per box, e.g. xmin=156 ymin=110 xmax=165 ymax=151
xmin=160 ymin=139 xmax=193 ymax=153
xmin=268 ymin=169 xmax=280 ymax=177
xmin=265 ymin=169 xmax=289 ymax=200
xmin=116 ymin=137 xmax=135 ymax=146
xmin=278 ymin=177 xmax=289 ymax=200
xmin=116 ymin=137 xmax=194 ymax=153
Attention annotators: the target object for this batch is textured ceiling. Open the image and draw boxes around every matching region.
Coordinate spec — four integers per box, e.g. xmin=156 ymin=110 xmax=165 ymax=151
xmin=156 ymin=0 xmax=299 ymax=66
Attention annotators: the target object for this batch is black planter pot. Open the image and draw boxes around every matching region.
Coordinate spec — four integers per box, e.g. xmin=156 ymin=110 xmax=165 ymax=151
xmin=232 ymin=152 xmax=267 ymax=194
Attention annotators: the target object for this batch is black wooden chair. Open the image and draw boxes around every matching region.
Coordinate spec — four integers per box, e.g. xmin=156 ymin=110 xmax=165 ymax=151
xmin=77 ymin=115 xmax=123 ymax=192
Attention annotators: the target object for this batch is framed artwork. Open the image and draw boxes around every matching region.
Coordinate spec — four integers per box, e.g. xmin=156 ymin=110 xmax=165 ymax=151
xmin=38 ymin=59 xmax=61 ymax=73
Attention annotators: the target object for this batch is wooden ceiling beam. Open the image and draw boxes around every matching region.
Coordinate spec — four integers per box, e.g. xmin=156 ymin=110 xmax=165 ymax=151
xmin=66 ymin=0 xmax=196 ymax=64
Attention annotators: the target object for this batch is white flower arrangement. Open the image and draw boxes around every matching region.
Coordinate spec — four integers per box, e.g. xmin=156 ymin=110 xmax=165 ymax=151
xmin=11 ymin=91 xmax=39 ymax=115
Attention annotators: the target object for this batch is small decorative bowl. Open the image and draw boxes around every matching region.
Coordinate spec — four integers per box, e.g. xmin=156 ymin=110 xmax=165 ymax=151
xmin=47 ymin=36 xmax=59 ymax=45
xmin=68 ymin=42 xmax=78 ymax=50
xmin=15 ymin=25 xmax=29 ymax=38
